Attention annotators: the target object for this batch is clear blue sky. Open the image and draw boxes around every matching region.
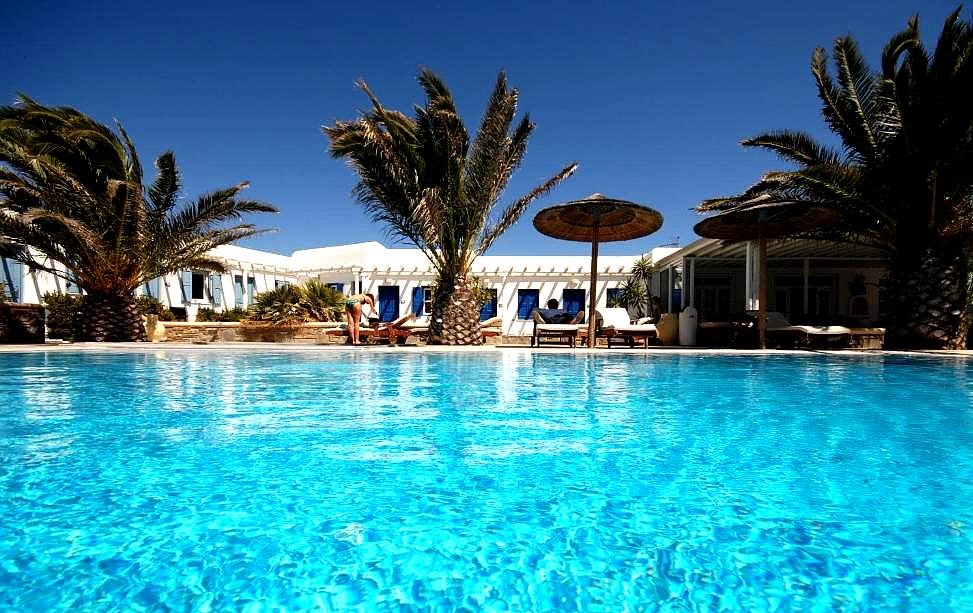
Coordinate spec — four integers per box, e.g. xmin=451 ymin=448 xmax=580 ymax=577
xmin=1 ymin=1 xmax=961 ymax=257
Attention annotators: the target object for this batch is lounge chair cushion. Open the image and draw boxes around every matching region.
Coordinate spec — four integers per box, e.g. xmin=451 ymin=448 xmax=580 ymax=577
xmin=756 ymin=311 xmax=851 ymax=335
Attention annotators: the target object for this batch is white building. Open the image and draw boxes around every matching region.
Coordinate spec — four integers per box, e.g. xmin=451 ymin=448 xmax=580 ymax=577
xmin=651 ymin=238 xmax=888 ymax=325
xmin=1 ymin=242 xmax=679 ymax=337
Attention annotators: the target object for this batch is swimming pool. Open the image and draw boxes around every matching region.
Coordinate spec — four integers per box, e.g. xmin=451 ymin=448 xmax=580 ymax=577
xmin=1 ymin=350 xmax=971 ymax=611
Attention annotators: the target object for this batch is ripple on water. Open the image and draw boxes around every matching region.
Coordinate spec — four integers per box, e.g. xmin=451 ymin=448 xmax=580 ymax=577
xmin=0 ymin=351 xmax=972 ymax=611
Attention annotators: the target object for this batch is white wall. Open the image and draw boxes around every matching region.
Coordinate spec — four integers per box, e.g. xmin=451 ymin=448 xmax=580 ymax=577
xmin=12 ymin=241 xmax=644 ymax=334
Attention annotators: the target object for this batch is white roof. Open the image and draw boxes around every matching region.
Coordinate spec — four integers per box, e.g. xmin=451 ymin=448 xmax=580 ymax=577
xmin=212 ymin=241 xmax=680 ymax=276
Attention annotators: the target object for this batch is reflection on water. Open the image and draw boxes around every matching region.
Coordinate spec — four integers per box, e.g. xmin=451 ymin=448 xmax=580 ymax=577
xmin=0 ymin=350 xmax=972 ymax=611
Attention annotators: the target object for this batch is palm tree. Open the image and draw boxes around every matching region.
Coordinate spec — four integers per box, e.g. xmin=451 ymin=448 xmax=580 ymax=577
xmin=245 ymin=280 xmax=345 ymax=325
xmin=630 ymin=256 xmax=654 ymax=317
xmin=0 ymin=96 xmax=277 ymax=341
xmin=324 ymin=69 xmax=577 ymax=344
xmin=698 ymin=9 xmax=973 ymax=349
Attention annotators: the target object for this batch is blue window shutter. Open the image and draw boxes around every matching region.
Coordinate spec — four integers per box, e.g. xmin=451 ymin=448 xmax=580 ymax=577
xmin=562 ymin=289 xmax=585 ymax=314
xmin=209 ymin=273 xmax=223 ymax=306
xmin=142 ymin=277 xmax=158 ymax=298
xmin=247 ymin=276 xmax=257 ymax=301
xmin=517 ymin=289 xmax=539 ymax=319
xmin=479 ymin=289 xmax=498 ymax=321
xmin=411 ymin=286 xmax=425 ymax=316
xmin=234 ymin=275 xmax=245 ymax=308
xmin=142 ymin=277 xmax=161 ymax=298
xmin=326 ymin=282 xmax=345 ymax=294
xmin=2 ymin=258 xmax=23 ymax=302
xmin=377 ymin=286 xmax=399 ymax=322
xmin=180 ymin=271 xmax=193 ymax=302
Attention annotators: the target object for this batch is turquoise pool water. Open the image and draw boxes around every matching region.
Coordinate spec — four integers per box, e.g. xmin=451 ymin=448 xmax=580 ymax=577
xmin=1 ymin=350 xmax=972 ymax=612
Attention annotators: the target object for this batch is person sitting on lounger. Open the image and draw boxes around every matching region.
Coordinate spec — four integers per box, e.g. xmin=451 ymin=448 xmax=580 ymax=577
xmin=345 ymin=293 xmax=375 ymax=345
xmin=537 ymin=299 xmax=576 ymax=324
xmin=649 ymin=295 xmax=665 ymax=324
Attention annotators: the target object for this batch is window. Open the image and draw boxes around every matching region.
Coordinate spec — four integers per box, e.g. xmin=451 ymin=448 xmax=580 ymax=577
xmin=1 ymin=258 xmax=22 ymax=302
xmin=191 ymin=272 xmax=206 ymax=300
xmin=694 ymin=276 xmax=731 ymax=317
xmin=479 ymin=289 xmax=498 ymax=321
xmin=774 ymin=274 xmax=835 ymax=319
xmin=606 ymin=287 xmax=622 ymax=307
xmin=326 ymin=282 xmax=345 ymax=294
xmin=411 ymin=286 xmax=433 ymax=316
xmin=517 ymin=289 xmax=539 ymax=319
xmin=562 ymin=289 xmax=585 ymax=314
xmin=423 ymin=286 xmax=433 ymax=315
xmin=65 ymin=277 xmax=82 ymax=295
xmin=275 ymin=279 xmax=289 ymax=289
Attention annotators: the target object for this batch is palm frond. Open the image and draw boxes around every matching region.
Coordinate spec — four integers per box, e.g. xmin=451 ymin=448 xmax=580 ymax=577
xmin=478 ymin=161 xmax=578 ymax=255
xmin=742 ymin=130 xmax=841 ymax=166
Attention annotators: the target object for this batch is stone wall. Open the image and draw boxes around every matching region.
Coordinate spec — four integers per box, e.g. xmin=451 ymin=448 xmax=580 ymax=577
xmin=0 ymin=303 xmax=46 ymax=344
xmin=159 ymin=322 xmax=344 ymax=344
xmin=157 ymin=322 xmax=504 ymax=345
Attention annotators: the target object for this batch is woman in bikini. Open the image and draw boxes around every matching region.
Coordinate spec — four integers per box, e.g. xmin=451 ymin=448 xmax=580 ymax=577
xmin=345 ymin=293 xmax=375 ymax=345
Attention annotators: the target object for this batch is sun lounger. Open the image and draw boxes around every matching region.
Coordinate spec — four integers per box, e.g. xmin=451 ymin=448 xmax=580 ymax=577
xmin=848 ymin=327 xmax=885 ymax=349
xmin=480 ymin=316 xmax=503 ymax=342
xmin=532 ymin=309 xmax=583 ymax=347
xmin=751 ymin=311 xmax=852 ymax=347
xmin=596 ymin=308 xmax=658 ymax=348
xmin=325 ymin=313 xmax=415 ymax=344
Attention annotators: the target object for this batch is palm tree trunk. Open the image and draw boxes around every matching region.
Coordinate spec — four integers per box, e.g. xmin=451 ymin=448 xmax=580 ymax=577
xmin=885 ymin=239 xmax=973 ymax=349
xmin=79 ymin=292 xmax=147 ymax=342
xmin=428 ymin=273 xmax=482 ymax=345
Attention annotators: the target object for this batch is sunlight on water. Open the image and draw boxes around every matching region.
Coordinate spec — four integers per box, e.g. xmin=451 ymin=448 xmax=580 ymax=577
xmin=1 ymin=350 xmax=972 ymax=611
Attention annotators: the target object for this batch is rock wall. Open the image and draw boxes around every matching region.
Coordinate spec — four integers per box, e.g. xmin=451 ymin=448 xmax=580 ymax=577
xmin=0 ymin=303 xmax=46 ymax=344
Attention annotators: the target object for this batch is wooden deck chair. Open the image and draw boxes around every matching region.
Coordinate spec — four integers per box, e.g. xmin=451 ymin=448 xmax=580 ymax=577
xmin=531 ymin=309 xmax=583 ymax=348
xmin=596 ymin=308 xmax=658 ymax=348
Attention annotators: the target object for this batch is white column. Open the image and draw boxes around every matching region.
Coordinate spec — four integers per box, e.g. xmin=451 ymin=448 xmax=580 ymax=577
xmin=803 ymin=258 xmax=810 ymax=316
xmin=667 ymin=264 xmax=675 ymax=313
xmin=686 ymin=257 xmax=695 ymax=307
xmin=745 ymin=240 xmax=760 ymax=311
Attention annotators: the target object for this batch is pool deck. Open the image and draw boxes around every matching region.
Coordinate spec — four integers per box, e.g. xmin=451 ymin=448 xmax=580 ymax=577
xmin=1 ymin=342 xmax=971 ymax=357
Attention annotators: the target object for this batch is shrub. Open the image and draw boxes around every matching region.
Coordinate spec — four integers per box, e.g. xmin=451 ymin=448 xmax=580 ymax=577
xmin=135 ymin=295 xmax=164 ymax=315
xmin=246 ymin=282 xmax=344 ymax=324
xmin=44 ymin=292 xmax=84 ymax=340
xmin=246 ymin=284 xmax=306 ymax=324
xmin=301 ymin=280 xmax=344 ymax=322
xmin=217 ymin=307 xmax=247 ymax=322
xmin=195 ymin=307 xmax=218 ymax=322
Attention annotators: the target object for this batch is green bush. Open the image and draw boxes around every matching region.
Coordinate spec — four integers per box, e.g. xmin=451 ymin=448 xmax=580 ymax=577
xmin=135 ymin=295 xmax=164 ymax=315
xmin=158 ymin=308 xmax=176 ymax=321
xmin=217 ymin=307 xmax=247 ymax=322
xmin=247 ymin=282 xmax=344 ymax=324
xmin=196 ymin=306 xmax=247 ymax=322
xmin=44 ymin=292 xmax=84 ymax=340
xmin=195 ymin=307 xmax=218 ymax=322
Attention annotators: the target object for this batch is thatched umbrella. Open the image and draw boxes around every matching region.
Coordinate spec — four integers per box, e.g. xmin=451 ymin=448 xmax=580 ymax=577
xmin=694 ymin=199 xmax=840 ymax=348
xmin=534 ymin=193 xmax=663 ymax=344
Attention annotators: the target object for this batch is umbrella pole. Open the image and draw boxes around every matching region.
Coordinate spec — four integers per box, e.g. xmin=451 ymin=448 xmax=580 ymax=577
xmin=758 ymin=229 xmax=767 ymax=349
xmin=588 ymin=210 xmax=601 ymax=346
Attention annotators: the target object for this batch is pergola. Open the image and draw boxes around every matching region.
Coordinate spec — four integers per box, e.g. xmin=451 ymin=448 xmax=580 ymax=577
xmin=651 ymin=238 xmax=888 ymax=319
